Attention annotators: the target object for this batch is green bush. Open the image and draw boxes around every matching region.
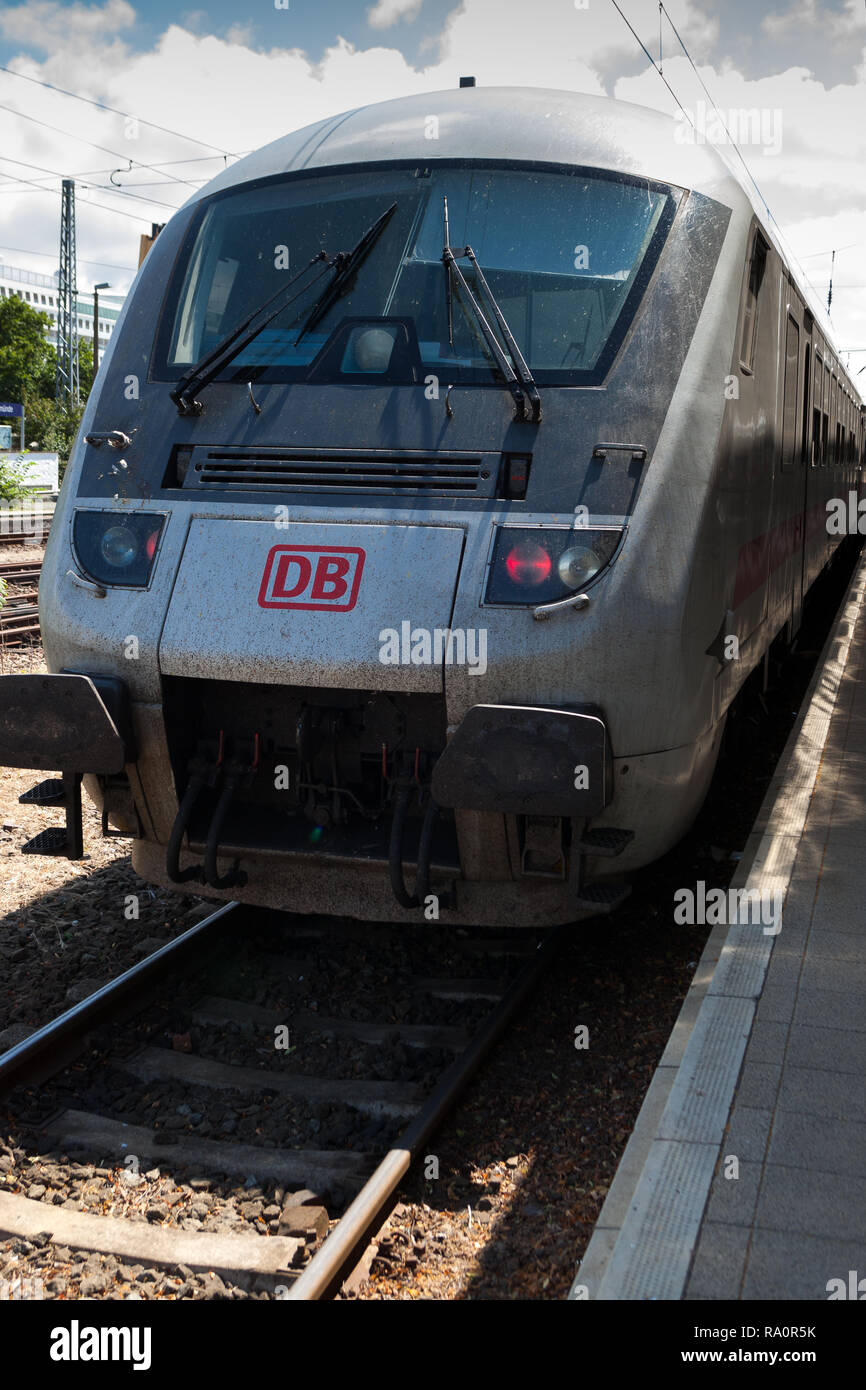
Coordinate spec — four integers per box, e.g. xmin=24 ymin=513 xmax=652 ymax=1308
xmin=21 ymin=393 xmax=85 ymax=476
xmin=0 ymin=456 xmax=29 ymax=502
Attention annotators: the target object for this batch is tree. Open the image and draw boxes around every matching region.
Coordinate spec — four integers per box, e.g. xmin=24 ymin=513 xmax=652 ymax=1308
xmin=21 ymin=391 xmax=84 ymax=471
xmin=0 ymin=296 xmax=55 ymax=401
xmin=78 ymin=337 xmax=94 ymax=398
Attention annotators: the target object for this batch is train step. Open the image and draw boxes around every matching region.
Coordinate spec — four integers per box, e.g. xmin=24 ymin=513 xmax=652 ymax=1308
xmin=19 ymin=778 xmax=65 ymax=806
xmin=577 ymin=827 xmax=635 ymax=858
xmin=572 ymin=881 xmax=632 ymax=914
xmin=21 ymin=826 xmax=71 ymax=856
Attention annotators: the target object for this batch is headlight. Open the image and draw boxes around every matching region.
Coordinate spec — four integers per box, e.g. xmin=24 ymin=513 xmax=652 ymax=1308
xmin=73 ymin=511 xmax=165 ymax=588
xmin=485 ymin=526 xmax=622 ymax=605
xmin=557 ymin=544 xmax=604 ymax=589
xmin=100 ymin=526 xmax=139 ymax=569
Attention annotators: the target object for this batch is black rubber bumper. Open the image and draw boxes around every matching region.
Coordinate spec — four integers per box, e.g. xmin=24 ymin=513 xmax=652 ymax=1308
xmin=0 ymin=673 xmax=131 ymax=772
xmin=431 ymin=704 xmax=612 ymax=817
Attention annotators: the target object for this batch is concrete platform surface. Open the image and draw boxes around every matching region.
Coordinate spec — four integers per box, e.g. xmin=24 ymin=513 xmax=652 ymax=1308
xmin=572 ymin=551 xmax=866 ymax=1301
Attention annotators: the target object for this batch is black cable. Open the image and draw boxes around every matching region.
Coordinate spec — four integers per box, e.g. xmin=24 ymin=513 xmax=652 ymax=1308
xmin=166 ymin=774 xmax=205 ymax=884
xmin=414 ymin=797 xmax=440 ymax=907
xmin=204 ymin=776 xmax=247 ymax=889
xmin=388 ymin=782 xmax=418 ymax=908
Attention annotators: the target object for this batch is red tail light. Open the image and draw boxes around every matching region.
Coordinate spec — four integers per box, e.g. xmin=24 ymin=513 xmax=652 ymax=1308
xmin=486 ymin=526 xmax=624 ymax=605
xmin=505 ymin=541 xmax=552 ymax=586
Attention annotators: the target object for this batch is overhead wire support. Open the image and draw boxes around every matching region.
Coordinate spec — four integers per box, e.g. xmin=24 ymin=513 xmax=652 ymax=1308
xmin=55 ymin=179 xmax=80 ymax=408
xmin=608 ymin=0 xmax=700 ymax=141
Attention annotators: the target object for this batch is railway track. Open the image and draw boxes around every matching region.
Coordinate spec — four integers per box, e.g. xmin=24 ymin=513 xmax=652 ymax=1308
xmin=0 ymin=556 xmax=43 ymax=645
xmin=0 ymin=903 xmax=562 ymax=1299
xmin=0 ymin=516 xmax=53 ymax=550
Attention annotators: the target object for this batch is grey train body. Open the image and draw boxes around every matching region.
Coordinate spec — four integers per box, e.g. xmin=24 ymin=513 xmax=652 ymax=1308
xmin=37 ymin=88 xmax=865 ymax=926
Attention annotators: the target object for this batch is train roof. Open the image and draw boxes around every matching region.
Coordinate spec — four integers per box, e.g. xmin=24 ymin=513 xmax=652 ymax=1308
xmin=191 ymin=86 xmax=745 ymax=206
xmin=186 ymin=86 xmax=860 ymax=400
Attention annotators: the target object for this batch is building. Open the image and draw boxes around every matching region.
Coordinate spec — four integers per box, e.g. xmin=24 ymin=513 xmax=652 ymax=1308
xmin=0 ymin=260 xmax=126 ymax=359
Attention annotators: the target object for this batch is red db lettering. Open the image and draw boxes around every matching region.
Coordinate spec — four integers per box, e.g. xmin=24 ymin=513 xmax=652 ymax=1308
xmin=310 ymin=555 xmax=351 ymax=601
xmin=258 ymin=545 xmax=365 ymax=612
xmin=272 ymin=553 xmax=313 ymax=600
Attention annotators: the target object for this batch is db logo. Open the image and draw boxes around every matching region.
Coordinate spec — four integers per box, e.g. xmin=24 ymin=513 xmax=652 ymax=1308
xmin=258 ymin=545 xmax=365 ymax=612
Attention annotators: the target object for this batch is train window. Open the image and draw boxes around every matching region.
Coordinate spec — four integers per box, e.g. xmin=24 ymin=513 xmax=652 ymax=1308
xmin=156 ymin=162 xmax=679 ymax=387
xmin=739 ymin=231 xmax=767 ymax=373
xmin=830 ymin=375 xmax=838 ymax=464
xmin=781 ymin=314 xmax=799 ymax=473
xmin=801 ymin=343 xmax=811 ymax=466
xmin=812 ymin=347 xmax=821 ymax=467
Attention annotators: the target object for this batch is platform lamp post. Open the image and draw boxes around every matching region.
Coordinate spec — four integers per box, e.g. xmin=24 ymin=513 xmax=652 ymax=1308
xmin=92 ymin=282 xmax=110 ymax=379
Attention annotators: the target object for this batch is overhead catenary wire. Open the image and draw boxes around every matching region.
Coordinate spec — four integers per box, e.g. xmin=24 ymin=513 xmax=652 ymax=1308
xmin=654 ymin=1 xmax=820 ymax=302
xmin=0 ymin=164 xmax=165 ymax=227
xmin=71 ymin=154 xmax=251 ymax=178
xmin=0 ymin=100 xmax=198 ymax=189
xmin=0 ymin=153 xmax=186 ymax=211
xmin=0 ymin=63 xmax=238 ymax=160
xmin=608 ymin=0 xmax=703 ymax=142
xmin=0 ymin=243 xmax=136 ymax=272
xmin=609 ymin=0 xmax=852 ymax=342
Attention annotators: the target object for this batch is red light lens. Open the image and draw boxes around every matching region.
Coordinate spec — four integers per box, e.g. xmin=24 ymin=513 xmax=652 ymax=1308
xmin=145 ymin=530 xmax=159 ymax=561
xmin=505 ymin=541 xmax=552 ymax=586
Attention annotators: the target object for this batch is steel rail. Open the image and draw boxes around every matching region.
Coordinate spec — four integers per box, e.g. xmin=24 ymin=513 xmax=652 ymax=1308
xmin=287 ymin=922 xmax=565 ymax=1299
xmin=0 ymin=532 xmax=51 ymax=548
xmin=0 ymin=901 xmax=240 ymax=1093
xmin=0 ymin=563 xmax=42 ymax=578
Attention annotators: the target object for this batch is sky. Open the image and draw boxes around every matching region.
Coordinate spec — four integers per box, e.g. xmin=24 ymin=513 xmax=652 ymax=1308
xmin=0 ymin=0 xmax=864 ymax=363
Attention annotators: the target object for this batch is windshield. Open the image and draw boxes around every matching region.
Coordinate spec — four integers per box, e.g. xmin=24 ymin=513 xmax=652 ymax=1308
xmin=156 ymin=162 xmax=678 ymax=386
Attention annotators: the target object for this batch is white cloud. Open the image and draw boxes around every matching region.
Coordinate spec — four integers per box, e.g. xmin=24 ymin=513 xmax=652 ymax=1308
xmin=368 ymin=0 xmax=424 ymax=29
xmin=763 ymin=0 xmax=863 ymax=42
xmin=0 ymin=0 xmax=135 ymax=54
xmin=225 ymin=23 xmax=256 ymax=47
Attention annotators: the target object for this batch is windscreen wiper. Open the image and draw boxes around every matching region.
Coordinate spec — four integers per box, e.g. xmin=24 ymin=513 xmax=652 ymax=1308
xmin=171 ymin=251 xmax=331 ymax=416
xmin=442 ymin=196 xmax=542 ymax=423
xmin=295 ymin=202 xmax=398 ymax=344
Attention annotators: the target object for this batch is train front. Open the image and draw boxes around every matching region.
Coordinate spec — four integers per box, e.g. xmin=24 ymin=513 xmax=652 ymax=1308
xmin=6 ymin=90 xmax=741 ymax=927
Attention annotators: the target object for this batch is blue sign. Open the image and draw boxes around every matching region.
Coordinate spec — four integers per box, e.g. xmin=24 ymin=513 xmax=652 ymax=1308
xmin=0 ymin=403 xmax=24 ymax=418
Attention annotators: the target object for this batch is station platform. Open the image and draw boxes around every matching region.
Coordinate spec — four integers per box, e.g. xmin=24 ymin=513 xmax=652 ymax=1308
xmin=572 ymin=550 xmax=866 ymax=1301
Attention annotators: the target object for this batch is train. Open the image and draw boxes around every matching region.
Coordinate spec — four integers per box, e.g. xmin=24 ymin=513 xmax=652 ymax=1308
xmin=1 ymin=85 xmax=863 ymax=927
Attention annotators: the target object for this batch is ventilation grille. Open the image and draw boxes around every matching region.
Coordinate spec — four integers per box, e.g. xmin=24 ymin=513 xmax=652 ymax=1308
xmin=186 ymin=448 xmax=494 ymax=496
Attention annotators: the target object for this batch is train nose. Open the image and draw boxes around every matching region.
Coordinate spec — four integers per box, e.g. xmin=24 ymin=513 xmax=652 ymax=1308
xmin=158 ymin=519 xmax=467 ymax=691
